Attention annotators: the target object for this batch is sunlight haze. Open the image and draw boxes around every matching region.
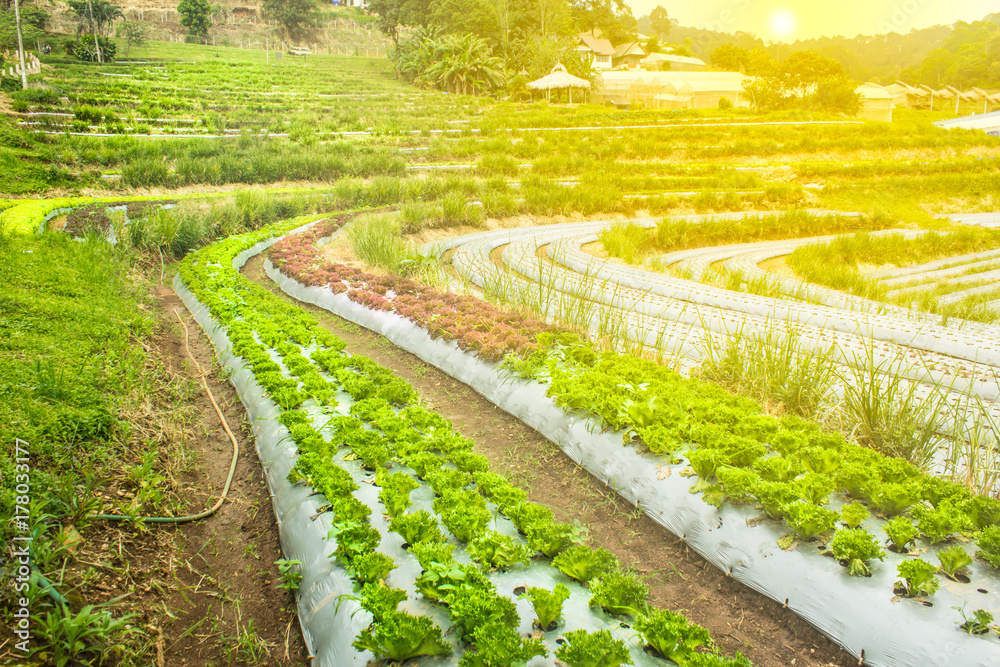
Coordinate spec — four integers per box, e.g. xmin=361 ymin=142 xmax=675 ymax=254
xmin=626 ymin=1 xmax=998 ymax=40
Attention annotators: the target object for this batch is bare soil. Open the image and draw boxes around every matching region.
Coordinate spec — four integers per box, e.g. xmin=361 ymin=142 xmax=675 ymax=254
xmin=242 ymin=254 xmax=857 ymax=667
xmin=46 ymin=280 xmax=310 ymax=667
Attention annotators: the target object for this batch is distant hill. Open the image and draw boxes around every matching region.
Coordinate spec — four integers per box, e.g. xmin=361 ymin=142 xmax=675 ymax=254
xmin=638 ymin=13 xmax=992 ymax=87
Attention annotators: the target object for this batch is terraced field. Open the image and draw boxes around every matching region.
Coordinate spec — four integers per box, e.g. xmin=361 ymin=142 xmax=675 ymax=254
xmin=4 ymin=43 xmax=1000 ymax=667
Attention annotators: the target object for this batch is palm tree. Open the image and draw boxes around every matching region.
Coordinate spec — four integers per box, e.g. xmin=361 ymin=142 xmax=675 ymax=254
xmin=426 ymin=34 xmax=504 ymax=96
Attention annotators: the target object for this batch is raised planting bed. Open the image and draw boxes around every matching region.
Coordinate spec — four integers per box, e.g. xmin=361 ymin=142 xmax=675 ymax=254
xmin=176 ymin=213 xmax=755 ymax=666
xmin=263 ymin=218 xmax=1000 ymax=667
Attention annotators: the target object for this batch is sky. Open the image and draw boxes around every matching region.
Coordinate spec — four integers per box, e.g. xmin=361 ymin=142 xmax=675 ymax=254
xmin=625 ymin=1 xmax=997 ymax=41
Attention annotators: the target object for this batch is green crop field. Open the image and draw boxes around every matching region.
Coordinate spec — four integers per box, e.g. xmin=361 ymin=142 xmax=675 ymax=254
xmin=4 ymin=36 xmax=1000 ymax=667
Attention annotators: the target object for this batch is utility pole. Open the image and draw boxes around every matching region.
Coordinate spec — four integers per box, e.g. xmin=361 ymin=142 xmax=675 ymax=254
xmin=13 ymin=0 xmax=28 ymax=89
xmin=87 ymin=0 xmax=103 ymax=64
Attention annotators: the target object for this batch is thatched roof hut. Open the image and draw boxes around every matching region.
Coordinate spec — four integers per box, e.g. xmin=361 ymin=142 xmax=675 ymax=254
xmin=527 ymin=64 xmax=591 ymax=103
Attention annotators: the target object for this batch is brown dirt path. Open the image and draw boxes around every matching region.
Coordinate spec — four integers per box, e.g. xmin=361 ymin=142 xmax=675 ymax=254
xmin=43 ymin=281 xmax=312 ymax=667
xmin=242 ymin=254 xmax=857 ymax=667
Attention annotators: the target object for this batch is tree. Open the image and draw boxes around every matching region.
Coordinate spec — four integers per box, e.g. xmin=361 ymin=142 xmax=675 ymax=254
xmin=116 ymin=20 xmax=146 ymax=57
xmin=263 ymin=0 xmax=320 ymax=42
xmin=429 ymin=0 xmax=499 ymax=40
xmin=0 ymin=7 xmax=43 ymax=53
xmin=368 ymin=0 xmax=402 ymax=43
xmin=571 ymin=0 xmax=636 ymax=44
xmin=649 ymin=5 xmax=674 ymax=39
xmin=178 ymin=0 xmax=211 ymax=37
xmin=391 ymin=28 xmax=505 ymax=95
xmin=811 ymin=77 xmax=861 ymax=115
xmin=711 ymin=43 xmax=747 ymax=71
xmin=68 ymin=0 xmax=122 ymax=38
xmin=782 ymin=50 xmax=843 ymax=90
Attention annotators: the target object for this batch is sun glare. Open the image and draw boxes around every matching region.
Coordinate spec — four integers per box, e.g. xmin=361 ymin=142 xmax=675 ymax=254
xmin=770 ymin=9 xmax=797 ymax=39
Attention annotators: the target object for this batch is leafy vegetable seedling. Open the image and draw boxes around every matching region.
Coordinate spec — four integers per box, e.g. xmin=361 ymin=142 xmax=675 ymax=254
xmin=633 ymin=609 xmax=711 ymax=664
xmin=977 ymin=525 xmax=1000 ymax=568
xmin=894 ymin=559 xmax=939 ymax=598
xmin=829 ymin=528 xmax=886 ymax=577
xmin=352 ymin=609 xmax=451 ymax=662
xmin=519 ymin=584 xmax=570 ymax=631
xmin=553 ymin=545 xmax=619 ymax=583
xmin=554 ymin=628 xmax=633 ymax=667
xmin=840 ymin=501 xmax=869 ymax=529
xmin=882 ymin=516 xmax=918 ymax=553
xmin=938 ymin=545 xmax=973 ymax=581
xmin=466 ymin=530 xmax=532 ymax=570
xmin=274 ymin=558 xmax=302 ymax=593
xmin=350 ymin=552 xmax=396 ymax=587
xmin=590 ymin=570 xmax=649 ymax=617
xmin=785 ymin=502 xmax=838 ymax=541
xmin=955 ymin=606 xmax=996 ymax=635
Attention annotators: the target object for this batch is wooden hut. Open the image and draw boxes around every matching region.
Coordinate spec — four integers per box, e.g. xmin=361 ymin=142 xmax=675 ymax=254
xmin=856 ymin=83 xmax=894 ymax=122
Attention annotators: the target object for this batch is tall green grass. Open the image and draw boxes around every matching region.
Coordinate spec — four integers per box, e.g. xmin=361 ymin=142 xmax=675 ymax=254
xmin=696 ymin=320 xmax=837 ymax=419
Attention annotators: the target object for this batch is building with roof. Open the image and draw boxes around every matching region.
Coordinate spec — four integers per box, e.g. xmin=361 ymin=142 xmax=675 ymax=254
xmin=597 ymin=71 xmax=748 ymax=109
xmin=934 ymin=110 xmax=1000 ymax=136
xmin=612 ymin=42 xmax=646 ymax=69
xmin=855 ymin=83 xmax=894 ymax=122
xmin=577 ymin=34 xmax=615 ymax=70
xmin=640 ymin=53 xmax=707 ymax=72
xmin=885 ymin=81 xmax=930 ymax=109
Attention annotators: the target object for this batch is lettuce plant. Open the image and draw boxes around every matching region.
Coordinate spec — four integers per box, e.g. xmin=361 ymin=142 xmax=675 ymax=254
xmin=962 ymin=496 xmax=1000 ymax=530
xmin=435 ymin=489 xmax=490 ymax=543
xmin=410 ymin=541 xmax=455 ymax=570
xmin=415 ymin=561 xmax=488 ymax=602
xmin=352 ymin=609 xmax=451 ymax=662
xmin=466 ymin=530 xmax=532 ymax=570
xmin=376 ymin=469 xmax=420 ymax=518
xmin=552 ymin=545 xmax=619 ymax=583
xmin=589 ymin=570 xmax=649 ymax=617
xmin=894 ymin=559 xmax=939 ymax=598
xmin=750 ymin=480 xmax=798 ymax=520
xmin=328 ymin=521 xmax=381 ymax=567
xmin=840 ymin=501 xmax=868 ymax=529
xmin=921 ymin=476 xmax=970 ymax=509
xmin=799 ymin=446 xmax=841 ymax=476
xmin=634 ymin=609 xmax=711 ymax=665
xmin=715 ymin=466 xmax=761 ymax=505
xmin=976 ymin=525 xmax=1000 ymax=568
xmin=525 ymin=520 xmax=581 ymax=557
xmin=389 ymin=510 xmax=446 ymax=547
xmin=829 ymin=528 xmax=886 ymax=577
xmin=882 ymin=516 xmax=918 ymax=553
xmin=956 ymin=606 xmax=995 ymax=635
xmin=938 ymin=545 xmax=973 ymax=580
xmin=913 ymin=501 xmax=973 ymax=544
xmin=795 ymin=472 xmax=835 ymax=505
xmin=554 ymin=629 xmax=633 ymax=667
xmin=458 ymin=619 xmax=547 ymax=667
xmin=519 ymin=584 xmax=570 ymax=631
xmin=686 ymin=449 xmax=726 ymax=491
xmin=445 ymin=586 xmax=518 ymax=643
xmin=357 ymin=582 xmax=407 ymax=622
xmin=867 ymin=482 xmax=919 ymax=517
xmin=752 ymin=456 xmax=800 ymax=483
xmin=785 ymin=502 xmax=837 ymax=541
xmin=349 ymin=552 xmax=396 ymax=588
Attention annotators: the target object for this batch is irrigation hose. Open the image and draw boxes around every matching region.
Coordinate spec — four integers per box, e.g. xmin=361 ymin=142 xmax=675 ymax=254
xmin=89 ymin=307 xmax=240 ymax=524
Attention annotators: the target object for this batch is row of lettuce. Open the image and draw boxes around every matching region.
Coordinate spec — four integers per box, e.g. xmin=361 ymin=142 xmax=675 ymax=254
xmin=178 ymin=213 xmax=756 ymax=666
xmin=269 ymin=219 xmax=1000 ymax=612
